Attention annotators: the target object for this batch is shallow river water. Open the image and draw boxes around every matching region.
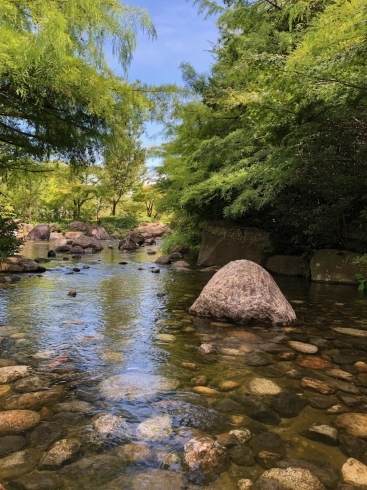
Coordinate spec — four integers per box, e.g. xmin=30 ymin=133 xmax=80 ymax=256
xmin=1 ymin=241 xmax=367 ymax=489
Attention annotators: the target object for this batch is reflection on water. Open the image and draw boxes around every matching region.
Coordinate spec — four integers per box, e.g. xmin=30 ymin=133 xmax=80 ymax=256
xmin=0 ymin=241 xmax=367 ymax=488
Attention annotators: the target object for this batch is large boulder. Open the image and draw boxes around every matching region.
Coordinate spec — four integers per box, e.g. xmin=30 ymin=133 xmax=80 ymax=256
xmin=64 ymin=231 xmax=85 ymax=240
xmin=134 ymin=222 xmax=171 ymax=238
xmin=118 ymin=236 xmax=138 ymax=250
xmin=26 ymin=224 xmax=50 ymax=241
xmin=126 ymin=231 xmax=145 ymax=245
xmin=86 ymin=226 xmax=110 ymax=240
xmin=67 ymin=221 xmax=90 ymax=232
xmin=71 ymin=236 xmax=103 ymax=252
xmin=197 ymin=223 xmax=272 ymax=267
xmin=310 ymin=249 xmax=367 ymax=284
xmin=189 ymin=260 xmax=296 ymax=325
xmin=0 ymin=256 xmax=46 ymax=273
xmin=49 ymin=232 xmax=65 ymax=241
xmin=266 ymin=255 xmax=309 ymax=277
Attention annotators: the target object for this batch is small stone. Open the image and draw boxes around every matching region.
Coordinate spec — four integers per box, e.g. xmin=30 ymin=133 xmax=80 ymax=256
xmin=296 ymin=357 xmax=332 ymax=370
xmin=218 ymin=380 xmax=240 ymax=391
xmin=288 ymin=341 xmax=318 ymax=354
xmin=355 ymin=361 xmax=367 ymax=373
xmin=0 ymin=385 xmax=11 ymax=397
xmin=248 ymin=378 xmax=282 ymax=396
xmin=38 ymin=439 xmax=81 ymax=469
xmin=113 ymin=443 xmax=154 ymax=464
xmin=325 ymin=369 xmax=354 ymax=382
xmin=249 ymin=432 xmax=286 ymax=458
xmin=67 ymin=291 xmax=77 ymax=297
xmin=30 ymin=422 xmax=65 ymax=448
xmin=342 ymin=458 xmax=367 ymax=486
xmin=136 ymin=415 xmax=172 ymax=442
xmin=257 ymin=450 xmax=282 ymax=469
xmin=332 ymin=327 xmax=367 ymax=338
xmin=300 ymin=377 xmax=336 ymax=395
xmin=0 ymin=410 xmax=40 ymax=436
xmin=260 ymin=467 xmax=325 ymax=490
xmin=156 ymin=334 xmax=176 ymax=342
xmin=238 ymin=479 xmax=254 ymax=490
xmin=2 ymin=388 xmax=64 ymax=411
xmin=192 ymin=386 xmax=220 ymax=396
xmin=216 ymin=433 xmax=240 ymax=448
xmin=151 ymin=267 xmax=160 ymax=273
xmin=228 ymin=444 xmax=255 ymax=466
xmin=191 ymin=375 xmax=207 ymax=386
xmin=335 ymin=413 xmax=367 ymax=438
xmin=92 ymin=414 xmax=131 ymax=443
xmin=0 ymin=365 xmax=31 ymax=384
xmin=0 ymin=449 xmax=41 ymax=480
xmin=326 ymin=404 xmax=351 ymax=414
xmin=307 ymin=394 xmax=338 ymax=409
xmin=229 ymin=429 xmax=251 ymax=444
xmin=0 ymin=435 xmax=26 ymax=457
xmin=270 ymin=392 xmax=306 ymax=418
xmin=52 ymin=400 xmax=94 ymax=413
xmin=300 ymin=424 xmax=339 ymax=446
xmin=197 ymin=343 xmax=218 ymax=363
xmin=278 ymin=352 xmax=296 ymax=361
xmin=182 ymin=362 xmax=197 ymax=370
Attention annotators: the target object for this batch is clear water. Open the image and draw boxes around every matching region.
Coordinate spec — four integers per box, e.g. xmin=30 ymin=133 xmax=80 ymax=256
xmin=1 ymin=241 xmax=367 ymax=489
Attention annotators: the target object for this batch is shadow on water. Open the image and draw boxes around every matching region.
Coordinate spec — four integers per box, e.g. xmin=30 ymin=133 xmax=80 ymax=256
xmin=0 ymin=241 xmax=366 ymax=488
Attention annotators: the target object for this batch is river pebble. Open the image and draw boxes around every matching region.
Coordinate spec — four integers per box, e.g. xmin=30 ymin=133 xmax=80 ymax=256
xmin=248 ymin=378 xmax=282 ymax=396
xmin=0 ymin=365 xmax=31 ymax=383
xmin=136 ymin=415 xmax=172 ymax=441
xmin=259 ymin=467 xmax=325 ymax=490
xmin=0 ymin=410 xmax=40 ymax=436
xmin=342 ymin=458 xmax=367 ymax=486
xmin=288 ymin=341 xmax=318 ymax=354
xmin=38 ymin=438 xmax=81 ymax=469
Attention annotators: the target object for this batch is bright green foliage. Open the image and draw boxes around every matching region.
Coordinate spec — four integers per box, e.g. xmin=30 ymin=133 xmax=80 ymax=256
xmin=160 ymin=0 xmax=367 ymax=254
xmin=0 ymin=0 xmax=155 ymax=166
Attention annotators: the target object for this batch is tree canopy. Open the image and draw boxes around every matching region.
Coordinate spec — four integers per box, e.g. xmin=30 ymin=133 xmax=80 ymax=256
xmin=0 ymin=0 xmax=155 ymax=167
xmin=159 ymin=0 xmax=367 ymax=255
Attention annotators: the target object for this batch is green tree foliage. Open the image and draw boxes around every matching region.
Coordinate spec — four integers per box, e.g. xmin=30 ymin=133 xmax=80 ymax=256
xmin=160 ymin=0 xmax=367 ymax=254
xmin=0 ymin=0 xmax=155 ymax=167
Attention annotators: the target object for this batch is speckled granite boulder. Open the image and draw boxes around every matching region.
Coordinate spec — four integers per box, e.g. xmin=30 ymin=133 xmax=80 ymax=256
xmin=189 ymin=260 xmax=296 ymax=325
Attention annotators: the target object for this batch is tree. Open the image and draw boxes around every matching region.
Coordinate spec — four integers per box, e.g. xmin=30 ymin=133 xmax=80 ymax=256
xmin=103 ymin=128 xmax=146 ymax=216
xmin=0 ymin=0 xmax=155 ymax=167
xmin=159 ymin=0 xmax=367 ymax=254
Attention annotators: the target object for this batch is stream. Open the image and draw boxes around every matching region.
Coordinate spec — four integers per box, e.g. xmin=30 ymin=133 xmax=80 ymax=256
xmin=0 ymin=240 xmax=367 ymax=489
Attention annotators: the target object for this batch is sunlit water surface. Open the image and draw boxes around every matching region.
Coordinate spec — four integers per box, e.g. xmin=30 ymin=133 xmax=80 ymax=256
xmin=1 ymin=241 xmax=367 ymax=489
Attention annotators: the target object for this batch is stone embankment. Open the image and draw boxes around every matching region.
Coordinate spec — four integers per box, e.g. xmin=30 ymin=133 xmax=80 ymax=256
xmin=197 ymin=222 xmax=367 ymax=285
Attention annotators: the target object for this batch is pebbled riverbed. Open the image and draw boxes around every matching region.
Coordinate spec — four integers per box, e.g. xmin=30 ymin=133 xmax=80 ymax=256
xmin=0 ymin=241 xmax=367 ymax=489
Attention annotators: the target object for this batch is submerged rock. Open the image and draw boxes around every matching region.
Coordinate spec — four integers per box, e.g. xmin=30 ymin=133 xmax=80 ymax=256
xmin=99 ymin=373 xmax=179 ymax=401
xmin=38 ymin=439 xmax=81 ymax=469
xmin=189 ymin=260 xmax=296 ymax=325
xmin=342 ymin=458 xmax=367 ymax=486
xmin=0 ymin=410 xmax=40 ymax=436
xmin=184 ymin=436 xmax=230 ymax=483
xmin=0 ymin=365 xmax=31 ymax=383
xmin=334 ymin=413 xmax=367 ymax=438
xmin=92 ymin=414 xmax=132 ymax=443
xmin=0 ymin=448 xmax=41 ymax=479
xmin=136 ymin=415 xmax=172 ymax=442
xmin=259 ymin=467 xmax=325 ymax=490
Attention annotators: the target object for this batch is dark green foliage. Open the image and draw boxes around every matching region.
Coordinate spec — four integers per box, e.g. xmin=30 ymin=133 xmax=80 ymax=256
xmin=0 ymin=215 xmax=24 ymax=259
xmin=159 ymin=0 xmax=367 ymax=255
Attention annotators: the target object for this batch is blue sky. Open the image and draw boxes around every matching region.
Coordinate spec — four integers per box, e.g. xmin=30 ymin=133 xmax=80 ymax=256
xmin=109 ymin=1 xmax=220 ymax=155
